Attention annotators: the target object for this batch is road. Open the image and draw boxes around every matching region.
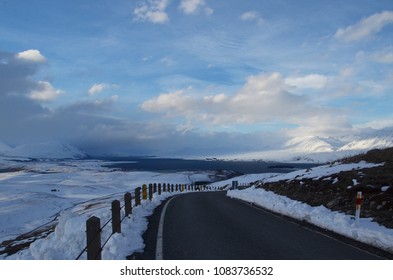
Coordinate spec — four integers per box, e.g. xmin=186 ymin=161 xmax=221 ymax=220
xmin=131 ymin=191 xmax=383 ymax=260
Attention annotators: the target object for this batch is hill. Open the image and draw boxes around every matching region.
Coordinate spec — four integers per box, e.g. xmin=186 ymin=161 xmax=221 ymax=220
xmin=0 ymin=141 xmax=12 ymax=155
xmin=224 ymin=127 xmax=393 ymax=163
xmin=255 ymin=147 xmax=393 ymax=229
xmin=0 ymin=142 xmax=86 ymax=159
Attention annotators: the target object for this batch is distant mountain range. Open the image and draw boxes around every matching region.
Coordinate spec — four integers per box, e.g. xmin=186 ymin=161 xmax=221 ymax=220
xmin=285 ymin=130 xmax=393 ymax=153
xmin=221 ymin=127 xmax=393 ymax=163
xmin=1 ymin=127 xmax=393 ymax=162
xmin=283 ymin=136 xmax=345 ymax=153
xmin=0 ymin=141 xmax=86 ymax=159
xmin=338 ymin=128 xmax=393 ymax=151
xmin=287 ymin=127 xmax=393 ymax=153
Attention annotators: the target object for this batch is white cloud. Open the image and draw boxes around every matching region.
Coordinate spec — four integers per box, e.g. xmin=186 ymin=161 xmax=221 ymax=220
xmin=88 ymin=83 xmax=118 ymax=96
xmin=15 ymin=49 xmax=46 ymax=63
xmin=287 ymin=114 xmax=352 ymax=138
xmin=203 ymin=93 xmax=228 ymax=104
xmin=110 ymin=95 xmax=119 ymax=102
xmin=372 ymin=48 xmax=393 ymax=64
xmin=204 ymin=7 xmax=214 ymax=16
xmin=88 ymin=83 xmax=108 ymax=96
xmin=179 ymin=0 xmax=213 ymax=15
xmin=340 ymin=67 xmax=354 ymax=78
xmin=141 ymin=72 xmax=349 ymax=135
xmin=334 ymin=11 xmax=393 ymax=42
xmin=358 ymin=116 xmax=393 ymax=130
xmin=240 ymin=11 xmax=264 ymax=24
xmin=159 ymin=56 xmax=176 ymax=67
xmin=179 ymin=0 xmax=202 ymax=14
xmin=141 ymin=90 xmax=194 ymax=115
xmin=29 ymin=81 xmax=62 ymax=101
xmin=133 ymin=0 xmax=170 ymax=24
xmin=285 ymin=74 xmax=329 ymax=89
xmin=358 ymin=80 xmax=386 ymax=95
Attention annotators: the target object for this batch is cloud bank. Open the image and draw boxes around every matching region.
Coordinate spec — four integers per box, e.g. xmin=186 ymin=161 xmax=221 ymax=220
xmin=335 ymin=11 xmax=393 ymax=42
xmin=1 ymin=50 xmax=287 ymax=157
xmin=141 ymin=72 xmax=351 ymax=136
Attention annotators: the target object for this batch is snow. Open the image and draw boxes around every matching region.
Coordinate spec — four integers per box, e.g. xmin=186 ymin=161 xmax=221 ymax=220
xmin=1 ymin=156 xmax=392 ymax=259
xmin=216 ymin=127 xmax=393 ymax=163
xmin=255 ymin=161 xmax=383 ymax=183
xmin=283 ymin=136 xmax=344 ymax=153
xmin=0 ymin=141 xmax=85 ymax=159
xmin=226 ymin=161 xmax=393 ymax=254
xmin=2 ymin=126 xmax=393 ymax=163
xmin=0 ymin=157 xmax=214 ymax=260
xmin=209 ymin=173 xmax=280 ymax=189
xmin=339 ymin=128 xmax=393 ymax=151
xmin=7 ymin=192 xmax=179 ymax=260
xmin=228 ymin=187 xmax=393 ymax=254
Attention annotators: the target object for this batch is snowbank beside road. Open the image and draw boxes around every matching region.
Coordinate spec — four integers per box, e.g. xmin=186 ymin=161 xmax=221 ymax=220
xmin=227 ymin=160 xmax=393 ymax=255
xmin=5 ymin=191 xmax=178 ymax=260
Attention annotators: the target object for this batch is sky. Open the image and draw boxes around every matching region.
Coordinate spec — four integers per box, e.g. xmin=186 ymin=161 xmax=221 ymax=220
xmin=1 ymin=0 xmax=393 ymax=157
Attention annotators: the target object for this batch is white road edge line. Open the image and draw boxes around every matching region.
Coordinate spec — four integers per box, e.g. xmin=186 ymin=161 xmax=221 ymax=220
xmin=155 ymin=195 xmax=177 ymax=260
xmin=237 ymin=199 xmax=385 ymax=259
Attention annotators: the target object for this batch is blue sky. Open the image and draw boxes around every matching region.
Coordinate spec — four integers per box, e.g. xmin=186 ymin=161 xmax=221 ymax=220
xmin=1 ymin=0 xmax=393 ymax=156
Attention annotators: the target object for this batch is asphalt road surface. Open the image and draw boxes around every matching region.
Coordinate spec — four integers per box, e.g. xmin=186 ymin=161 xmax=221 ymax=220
xmin=132 ymin=191 xmax=383 ymax=260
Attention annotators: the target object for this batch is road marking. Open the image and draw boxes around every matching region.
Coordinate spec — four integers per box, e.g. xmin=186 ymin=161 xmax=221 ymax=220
xmin=155 ymin=195 xmax=177 ymax=260
xmin=236 ymin=198 xmax=385 ymax=259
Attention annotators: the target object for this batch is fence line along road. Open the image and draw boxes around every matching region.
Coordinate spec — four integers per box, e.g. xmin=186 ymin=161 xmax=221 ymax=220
xmin=77 ymin=183 xmax=220 ymax=260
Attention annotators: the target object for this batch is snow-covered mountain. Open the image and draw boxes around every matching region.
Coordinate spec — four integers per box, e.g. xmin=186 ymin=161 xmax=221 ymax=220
xmin=0 ymin=141 xmax=86 ymax=159
xmin=281 ymin=128 xmax=393 ymax=162
xmin=222 ymin=127 xmax=393 ymax=163
xmin=338 ymin=127 xmax=393 ymax=151
xmin=1 ymin=127 xmax=393 ymax=161
xmin=0 ymin=141 xmax=12 ymax=155
xmin=284 ymin=128 xmax=393 ymax=154
xmin=283 ymin=136 xmax=345 ymax=153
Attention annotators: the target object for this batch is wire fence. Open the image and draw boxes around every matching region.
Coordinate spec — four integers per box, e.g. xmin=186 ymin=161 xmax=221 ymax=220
xmin=75 ymin=183 xmax=218 ymax=260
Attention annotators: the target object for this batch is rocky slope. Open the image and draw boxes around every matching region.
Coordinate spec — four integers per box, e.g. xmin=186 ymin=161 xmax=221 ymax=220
xmin=255 ymin=147 xmax=393 ymax=228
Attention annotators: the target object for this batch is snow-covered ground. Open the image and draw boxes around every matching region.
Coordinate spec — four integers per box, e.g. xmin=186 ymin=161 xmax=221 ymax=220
xmin=0 ymin=157 xmax=215 ymax=260
xmin=226 ymin=161 xmax=393 ymax=254
xmin=1 ymin=156 xmax=392 ymax=259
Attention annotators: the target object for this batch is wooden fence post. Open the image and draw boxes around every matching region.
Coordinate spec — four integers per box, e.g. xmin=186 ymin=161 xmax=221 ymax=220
xmin=124 ymin=192 xmax=132 ymax=216
xmin=158 ymin=183 xmax=162 ymax=195
xmin=142 ymin=184 xmax=147 ymax=200
xmin=175 ymin=184 xmax=179 ymax=192
xmin=112 ymin=200 xmax=121 ymax=234
xmin=135 ymin=187 xmax=141 ymax=206
xmin=148 ymin=184 xmax=153 ymax=201
xmin=163 ymin=183 xmax=166 ymax=192
xmin=153 ymin=183 xmax=157 ymax=193
xmin=86 ymin=216 xmax=101 ymax=260
xmin=171 ymin=184 xmax=174 ymax=192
